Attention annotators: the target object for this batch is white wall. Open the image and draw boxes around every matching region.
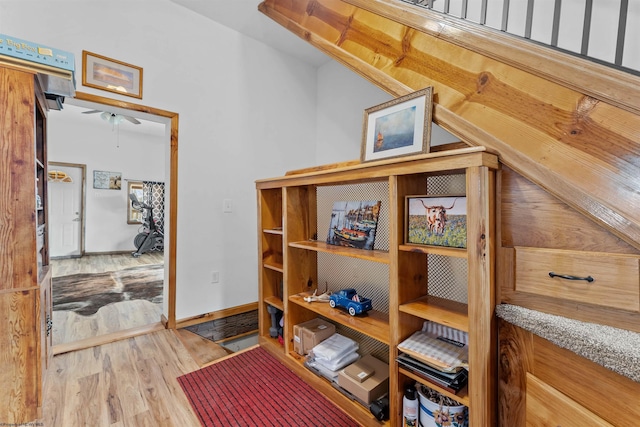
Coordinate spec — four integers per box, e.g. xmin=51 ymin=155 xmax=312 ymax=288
xmin=0 ymin=0 xmax=318 ymax=319
xmin=1 ymin=0 xmax=458 ymax=320
xmin=315 ymin=61 xmax=460 ymax=164
xmin=47 ymin=106 xmax=165 ymax=253
xmin=315 ymin=62 xmax=390 ymax=164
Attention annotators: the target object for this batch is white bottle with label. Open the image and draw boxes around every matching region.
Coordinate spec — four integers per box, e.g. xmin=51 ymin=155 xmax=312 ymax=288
xmin=403 ymin=384 xmax=418 ymax=427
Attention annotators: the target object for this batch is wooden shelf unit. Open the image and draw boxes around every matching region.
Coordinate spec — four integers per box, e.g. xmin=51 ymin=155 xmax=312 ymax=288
xmin=257 ymin=187 xmax=284 ymax=345
xmin=0 ymin=65 xmax=53 ymax=423
xmin=256 ymin=147 xmax=498 ymax=427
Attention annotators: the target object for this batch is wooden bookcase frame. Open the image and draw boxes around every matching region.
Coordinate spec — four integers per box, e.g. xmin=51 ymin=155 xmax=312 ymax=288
xmin=256 ymin=146 xmax=498 ymax=426
xmin=0 ymin=65 xmax=54 ymax=423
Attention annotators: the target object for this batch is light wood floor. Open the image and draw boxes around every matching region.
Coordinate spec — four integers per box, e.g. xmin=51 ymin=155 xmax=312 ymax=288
xmin=42 ymin=329 xmax=202 ymax=426
xmin=52 ymin=300 xmax=164 ymax=347
xmin=51 ymin=252 xmax=164 ymax=277
xmin=51 ymin=253 xmax=165 ymax=346
xmin=44 ymin=253 xmax=235 ymax=426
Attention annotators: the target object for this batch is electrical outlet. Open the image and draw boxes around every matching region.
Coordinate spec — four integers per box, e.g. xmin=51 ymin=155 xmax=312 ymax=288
xmin=223 ymin=199 xmax=233 ymax=213
xmin=211 ymin=271 xmax=220 ymax=284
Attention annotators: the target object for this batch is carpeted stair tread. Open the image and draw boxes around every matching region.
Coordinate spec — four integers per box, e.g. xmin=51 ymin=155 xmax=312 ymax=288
xmin=496 ymin=304 xmax=640 ymax=383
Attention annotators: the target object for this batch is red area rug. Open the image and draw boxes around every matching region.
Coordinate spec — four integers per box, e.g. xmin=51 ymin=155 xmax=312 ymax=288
xmin=177 ymin=346 xmax=359 ymax=427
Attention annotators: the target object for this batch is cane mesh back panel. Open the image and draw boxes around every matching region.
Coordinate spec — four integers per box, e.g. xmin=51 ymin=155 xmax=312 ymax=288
xmin=315 ymin=182 xmax=390 ymax=360
xmin=424 ymin=174 xmax=468 ymax=304
xmin=311 ymin=175 xmax=468 ymax=357
xmin=427 ymin=254 xmax=468 ymax=304
xmin=426 ymin=173 xmax=466 ymax=195
xmin=316 ymin=182 xmax=390 ymax=313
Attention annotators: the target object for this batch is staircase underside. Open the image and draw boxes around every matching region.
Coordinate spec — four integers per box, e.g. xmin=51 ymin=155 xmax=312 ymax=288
xmin=259 ymin=0 xmax=640 ymax=251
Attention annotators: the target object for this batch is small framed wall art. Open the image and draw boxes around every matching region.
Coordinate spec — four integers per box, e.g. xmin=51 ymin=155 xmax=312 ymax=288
xmin=127 ymin=180 xmax=144 ymax=224
xmin=326 ymin=200 xmax=382 ymax=251
xmin=405 ymin=195 xmax=467 ymax=248
xmin=361 ymin=87 xmax=433 ymax=163
xmin=82 ymin=50 xmax=143 ymax=99
xmin=93 ymin=170 xmax=122 ymax=190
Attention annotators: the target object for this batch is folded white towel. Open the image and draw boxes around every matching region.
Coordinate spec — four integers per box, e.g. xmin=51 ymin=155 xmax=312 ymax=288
xmin=315 ymin=349 xmax=360 ymax=372
xmin=312 ymin=333 xmax=359 ymax=362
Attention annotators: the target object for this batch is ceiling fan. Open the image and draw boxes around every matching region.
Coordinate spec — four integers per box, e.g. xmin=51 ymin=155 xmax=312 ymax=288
xmin=82 ymin=109 xmax=141 ymax=125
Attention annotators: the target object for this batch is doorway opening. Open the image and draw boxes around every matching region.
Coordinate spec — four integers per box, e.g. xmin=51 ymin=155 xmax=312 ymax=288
xmin=48 ymin=162 xmax=85 ymax=258
xmin=48 ymin=92 xmax=178 ymax=352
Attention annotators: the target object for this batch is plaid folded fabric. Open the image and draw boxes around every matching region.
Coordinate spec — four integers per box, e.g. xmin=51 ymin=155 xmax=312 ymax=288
xmin=422 ymin=321 xmax=468 ymax=346
xmin=398 ymin=330 xmax=468 ymax=372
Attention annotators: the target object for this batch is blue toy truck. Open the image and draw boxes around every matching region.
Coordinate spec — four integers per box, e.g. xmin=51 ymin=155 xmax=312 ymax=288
xmin=329 ymin=288 xmax=373 ymax=316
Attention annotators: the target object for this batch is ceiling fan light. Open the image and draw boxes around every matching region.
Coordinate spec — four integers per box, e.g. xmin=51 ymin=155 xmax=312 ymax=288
xmin=100 ymin=111 xmax=125 ymax=125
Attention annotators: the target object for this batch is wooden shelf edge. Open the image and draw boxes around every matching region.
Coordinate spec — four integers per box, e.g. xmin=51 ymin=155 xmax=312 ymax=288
xmin=263 ymin=262 xmax=284 ymax=273
xmin=263 ymin=228 xmax=283 ymax=235
xmin=263 ymin=296 xmax=284 ymax=311
xmin=399 ymin=244 xmax=467 ymax=258
xmin=289 ymin=292 xmax=390 ymax=345
xmin=399 ymin=367 xmax=470 ymax=407
xmin=399 ymin=295 xmax=469 ymax=332
xmin=38 ymin=265 xmax=52 ymax=287
xmin=289 ymin=240 xmax=390 ymax=264
xmin=259 ymin=335 xmax=285 ymax=355
xmin=254 ymin=146 xmax=498 ymax=186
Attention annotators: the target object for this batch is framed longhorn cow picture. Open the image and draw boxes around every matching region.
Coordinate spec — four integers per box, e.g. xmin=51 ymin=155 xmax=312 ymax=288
xmin=405 ymin=195 xmax=467 ymax=248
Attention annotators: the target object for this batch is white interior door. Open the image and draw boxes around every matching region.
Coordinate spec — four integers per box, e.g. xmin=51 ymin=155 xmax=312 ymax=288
xmin=48 ymin=165 xmax=83 ymax=257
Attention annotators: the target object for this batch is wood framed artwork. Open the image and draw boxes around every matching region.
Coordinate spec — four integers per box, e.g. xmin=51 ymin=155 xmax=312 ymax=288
xmin=406 ymin=195 xmax=467 ymax=248
xmin=326 ymin=200 xmax=382 ymax=250
xmin=127 ymin=180 xmax=144 ymax=224
xmin=93 ymin=170 xmax=122 ymax=190
xmin=82 ymin=50 xmax=143 ymax=99
xmin=361 ymin=87 xmax=433 ymax=163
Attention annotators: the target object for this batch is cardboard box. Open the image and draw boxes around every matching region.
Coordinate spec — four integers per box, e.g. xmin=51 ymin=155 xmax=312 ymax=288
xmin=338 ymin=354 xmax=389 ymax=404
xmin=343 ymin=360 xmax=374 ymax=383
xmin=293 ymin=318 xmax=335 ymax=355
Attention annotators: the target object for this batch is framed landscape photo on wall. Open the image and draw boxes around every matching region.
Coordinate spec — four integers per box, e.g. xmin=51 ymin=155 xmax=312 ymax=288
xmin=82 ymin=50 xmax=143 ymax=99
xmin=127 ymin=180 xmax=144 ymax=224
xmin=361 ymin=87 xmax=433 ymax=163
xmin=93 ymin=170 xmax=122 ymax=190
xmin=405 ymin=195 xmax=467 ymax=248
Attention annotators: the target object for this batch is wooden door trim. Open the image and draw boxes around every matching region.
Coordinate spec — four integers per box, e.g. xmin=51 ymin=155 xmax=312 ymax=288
xmin=72 ymin=91 xmax=179 ymax=329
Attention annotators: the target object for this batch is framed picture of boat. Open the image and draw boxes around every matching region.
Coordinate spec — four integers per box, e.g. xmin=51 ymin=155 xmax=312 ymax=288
xmin=360 ymin=87 xmax=433 ymax=163
xmin=326 ymin=200 xmax=382 ymax=250
xmin=406 ymin=195 xmax=467 ymax=248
